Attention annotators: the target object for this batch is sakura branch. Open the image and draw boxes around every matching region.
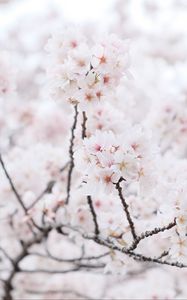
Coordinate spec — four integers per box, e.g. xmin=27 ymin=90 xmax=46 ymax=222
xmin=28 ymin=161 xmax=69 ymax=210
xmin=0 ymin=221 xmax=107 ymax=300
xmin=115 ymin=177 xmax=137 ymax=240
xmin=0 ymin=154 xmax=27 ymax=213
xmin=66 ymin=104 xmax=78 ymax=204
xmin=56 ymin=222 xmax=187 ymax=269
xmin=87 ymin=195 xmax=100 ymax=235
xmin=27 ymin=180 xmax=55 ymax=210
xmin=82 ymin=111 xmax=87 ymax=139
xmin=128 ymin=219 xmax=177 ymax=251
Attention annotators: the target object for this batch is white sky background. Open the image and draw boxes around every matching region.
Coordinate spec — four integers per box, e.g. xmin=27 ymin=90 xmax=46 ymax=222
xmin=1 ymin=0 xmax=187 ymax=34
xmin=0 ymin=0 xmax=116 ymax=28
xmin=0 ymin=0 xmax=187 ymax=43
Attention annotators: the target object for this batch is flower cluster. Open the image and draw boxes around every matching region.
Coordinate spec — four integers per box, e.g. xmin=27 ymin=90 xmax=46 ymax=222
xmin=46 ymin=28 xmax=129 ymax=111
xmin=75 ymin=127 xmax=157 ymax=196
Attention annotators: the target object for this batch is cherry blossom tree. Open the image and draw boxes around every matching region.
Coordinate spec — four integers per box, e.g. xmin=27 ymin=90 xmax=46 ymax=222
xmin=1 ymin=0 xmax=187 ymax=299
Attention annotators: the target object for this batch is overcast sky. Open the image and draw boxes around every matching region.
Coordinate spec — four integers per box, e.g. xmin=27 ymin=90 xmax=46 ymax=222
xmin=0 ymin=0 xmax=115 ymax=28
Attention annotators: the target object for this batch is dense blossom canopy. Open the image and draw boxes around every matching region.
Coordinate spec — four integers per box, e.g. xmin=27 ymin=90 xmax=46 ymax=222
xmin=1 ymin=0 xmax=187 ymax=299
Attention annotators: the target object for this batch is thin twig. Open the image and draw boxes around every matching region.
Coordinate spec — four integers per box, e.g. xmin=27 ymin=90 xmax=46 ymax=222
xmin=81 ymin=111 xmax=87 ymax=139
xmin=0 ymin=154 xmax=27 ymax=213
xmin=128 ymin=251 xmax=187 ymax=268
xmin=29 ymin=251 xmax=109 ymax=263
xmin=24 ymin=289 xmax=93 ymax=299
xmin=19 ymin=267 xmax=81 ymax=274
xmin=27 ymin=180 xmax=55 ymax=210
xmin=0 ymin=247 xmax=14 ymax=265
xmin=157 ymin=250 xmax=169 ymax=259
xmin=2 ymin=229 xmax=50 ymax=300
xmin=87 ymin=195 xmax=100 ymax=235
xmin=129 ymin=219 xmax=176 ymax=251
xmin=66 ymin=104 xmax=78 ymax=204
xmin=60 ymin=161 xmax=70 ymax=172
xmin=20 ymin=263 xmax=104 ymax=274
xmin=59 ymin=223 xmax=187 ymax=269
xmin=115 ymin=178 xmax=137 ymax=240
xmin=28 ymin=161 xmax=69 ymax=210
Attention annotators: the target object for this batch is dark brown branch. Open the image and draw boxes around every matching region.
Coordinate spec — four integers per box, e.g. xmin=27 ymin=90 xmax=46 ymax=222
xmin=129 ymin=219 xmax=176 ymax=251
xmin=157 ymin=250 xmax=169 ymax=259
xmin=81 ymin=111 xmax=87 ymax=139
xmin=66 ymin=104 xmax=78 ymax=204
xmin=0 ymin=154 xmax=27 ymax=213
xmin=59 ymin=223 xmax=187 ymax=269
xmin=96 ymin=235 xmax=187 ymax=268
xmin=128 ymin=251 xmax=187 ymax=268
xmin=87 ymin=195 xmax=100 ymax=235
xmin=2 ymin=229 xmax=50 ymax=300
xmin=115 ymin=178 xmax=137 ymax=240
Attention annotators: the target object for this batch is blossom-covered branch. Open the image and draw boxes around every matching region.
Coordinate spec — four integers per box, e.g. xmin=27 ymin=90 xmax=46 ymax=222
xmin=1 ymin=5 xmax=187 ymax=298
